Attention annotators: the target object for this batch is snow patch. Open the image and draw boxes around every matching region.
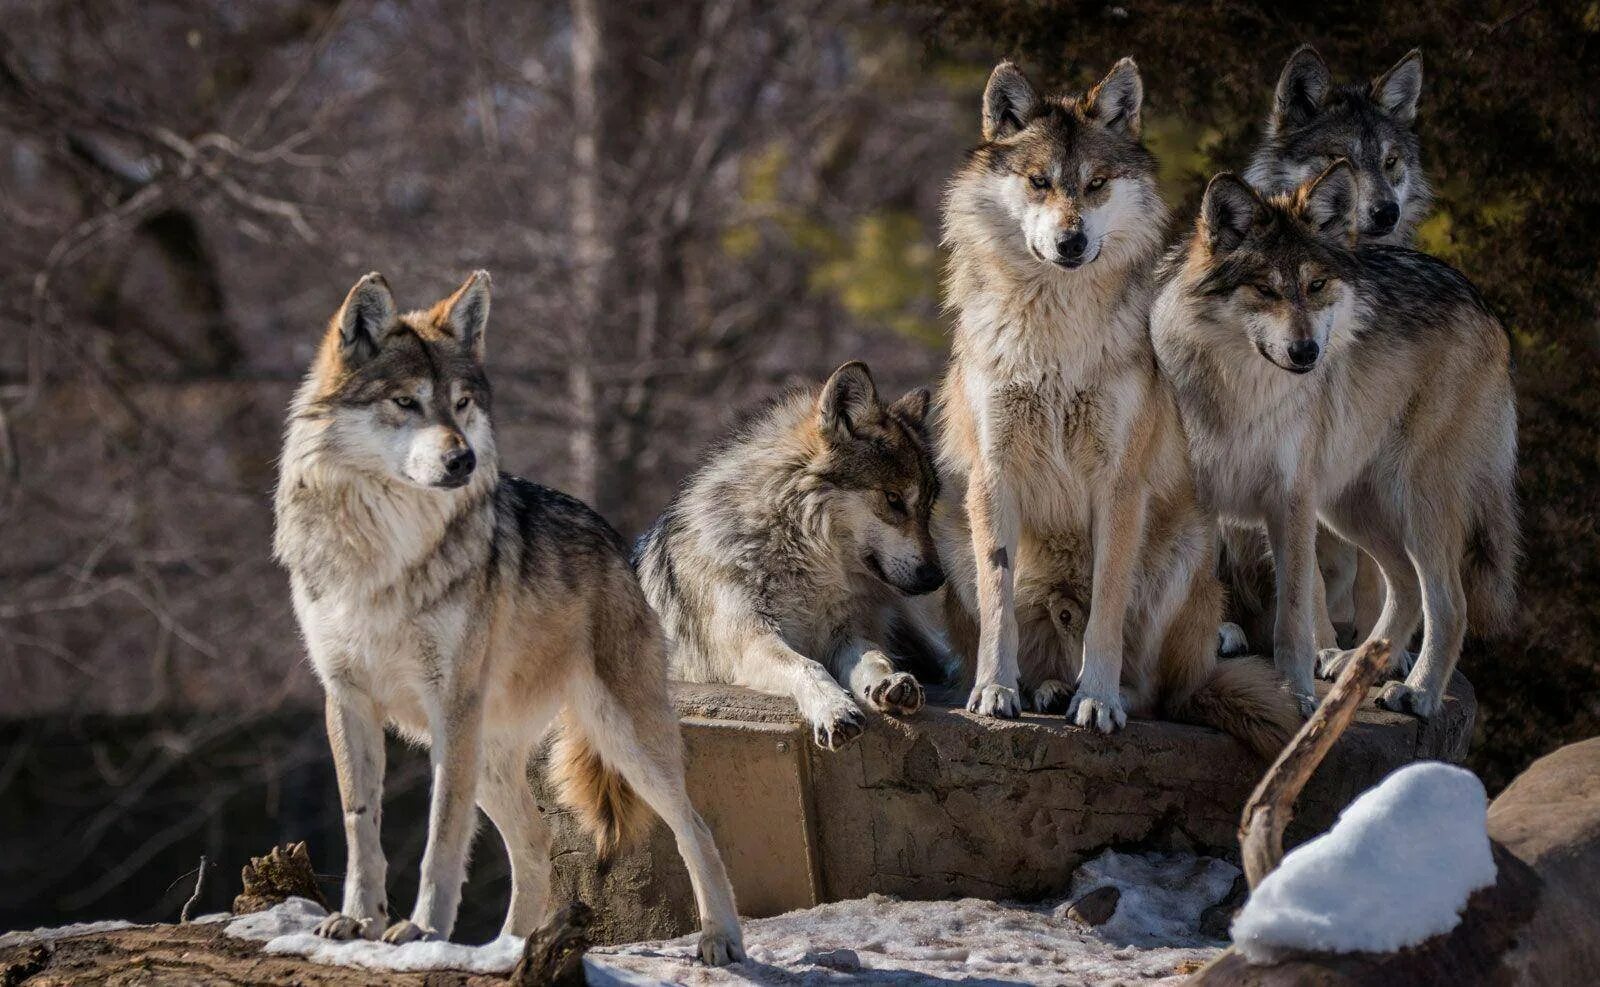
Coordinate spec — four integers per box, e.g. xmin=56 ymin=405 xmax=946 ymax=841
xmin=1064 ymin=850 xmax=1241 ymax=947
xmin=1231 ymin=761 xmax=1496 ymax=963
xmin=0 ymin=920 xmax=137 ymax=949
xmin=225 ymin=898 xmax=524 ymax=973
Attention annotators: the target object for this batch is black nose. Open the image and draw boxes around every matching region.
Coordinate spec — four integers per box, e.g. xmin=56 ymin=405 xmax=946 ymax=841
xmin=906 ymin=561 xmax=946 ymax=595
xmin=1057 ymin=231 xmax=1088 ymax=261
xmin=1287 ymin=339 xmax=1320 ymax=368
xmin=442 ymin=447 xmax=476 ymax=483
xmin=1367 ymin=201 xmax=1399 ymax=235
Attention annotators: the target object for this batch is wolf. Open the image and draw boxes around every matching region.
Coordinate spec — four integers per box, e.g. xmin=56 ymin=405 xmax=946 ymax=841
xmin=1150 ymin=161 xmax=1519 ymax=718
xmin=634 ymin=361 xmax=949 ymax=751
xmin=1224 ymin=45 xmax=1433 ymax=652
xmin=273 ymin=271 xmax=742 ymax=962
xmin=935 ymin=58 xmax=1300 ymax=756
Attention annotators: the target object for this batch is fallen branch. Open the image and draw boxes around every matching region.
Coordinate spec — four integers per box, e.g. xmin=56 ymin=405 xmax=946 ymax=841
xmin=1239 ymin=639 xmax=1392 ymax=889
xmin=180 ymin=854 xmax=208 ymax=923
xmin=511 ymin=902 xmax=593 ymax=987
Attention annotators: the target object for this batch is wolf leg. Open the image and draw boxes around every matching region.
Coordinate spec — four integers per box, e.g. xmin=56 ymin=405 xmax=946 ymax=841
xmin=838 ymin=640 xmax=922 ymax=715
xmin=1317 ymin=523 xmax=1419 ymax=682
xmin=478 ymin=743 xmax=554 ymax=938
xmin=1378 ymin=536 xmax=1466 ymax=719
xmin=1317 ymin=527 xmax=1359 ymax=643
xmin=735 ymin=632 xmax=864 ymax=750
xmin=317 ymin=684 xmax=389 ymax=941
xmin=965 ymin=473 xmax=1021 ymax=717
xmin=1265 ymin=489 xmax=1320 ymax=716
xmin=1071 ymin=478 xmax=1147 ymax=733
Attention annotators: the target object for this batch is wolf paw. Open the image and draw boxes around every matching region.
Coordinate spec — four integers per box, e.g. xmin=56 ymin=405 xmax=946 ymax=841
xmin=1068 ymin=690 xmax=1127 ymax=733
xmin=380 ymin=919 xmax=436 ymax=945
xmin=1217 ymin=622 xmax=1250 ymax=658
xmin=966 ymin=683 xmax=1020 ymax=718
xmin=868 ymin=672 xmax=924 ymax=715
xmin=811 ymin=703 xmax=866 ymax=750
xmin=698 ymin=928 xmax=745 ymax=965
xmin=1031 ymin=679 xmax=1074 ymax=713
xmin=1318 ymin=646 xmax=1416 ymax=681
xmin=1375 ymin=681 xmax=1439 ymax=719
xmin=314 ymin=913 xmax=372 ymax=941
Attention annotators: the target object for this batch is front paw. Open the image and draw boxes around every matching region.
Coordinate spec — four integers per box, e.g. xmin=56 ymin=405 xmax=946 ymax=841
xmin=1068 ymin=690 xmax=1127 ymax=733
xmin=380 ymin=919 xmax=437 ymax=945
xmin=1217 ymin=622 xmax=1250 ymax=658
xmin=811 ymin=701 xmax=865 ymax=750
xmin=868 ymin=672 xmax=924 ymax=715
xmin=1031 ymin=679 xmax=1074 ymax=713
xmin=966 ymin=682 xmax=1020 ymax=718
xmin=314 ymin=912 xmax=375 ymax=941
xmin=1375 ymin=681 xmax=1439 ymax=719
xmin=698 ymin=927 xmax=745 ymax=965
xmin=1317 ymin=646 xmax=1415 ymax=681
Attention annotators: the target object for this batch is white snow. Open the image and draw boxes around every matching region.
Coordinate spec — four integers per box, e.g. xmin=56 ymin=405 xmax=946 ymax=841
xmin=1064 ymin=850 xmax=1241 ymax=947
xmin=225 ymin=897 xmax=525 ymax=973
xmin=0 ymin=919 xmax=136 ymax=949
xmin=1231 ymin=761 xmax=1496 ymax=963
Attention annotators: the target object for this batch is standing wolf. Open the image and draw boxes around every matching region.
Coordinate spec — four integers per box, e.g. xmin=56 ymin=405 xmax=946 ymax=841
xmin=635 ymin=361 xmax=948 ymax=750
xmin=1225 ymin=45 xmax=1432 ymax=649
xmin=1151 ymin=163 xmax=1518 ymax=718
xmin=274 ymin=272 xmax=742 ymax=962
xmin=937 ymin=58 xmax=1299 ymax=756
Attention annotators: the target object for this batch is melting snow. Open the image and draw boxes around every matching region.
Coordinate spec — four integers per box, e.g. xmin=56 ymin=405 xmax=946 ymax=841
xmin=1231 ymin=761 xmax=1496 ymax=963
xmin=0 ymin=920 xmax=137 ymax=949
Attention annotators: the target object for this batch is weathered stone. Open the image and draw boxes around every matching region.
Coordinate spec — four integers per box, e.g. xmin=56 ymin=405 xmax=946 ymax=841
xmin=1065 ymin=885 xmax=1121 ymax=926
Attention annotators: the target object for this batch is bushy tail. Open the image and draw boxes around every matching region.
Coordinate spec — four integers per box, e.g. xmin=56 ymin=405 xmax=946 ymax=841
xmin=549 ymin=712 xmax=654 ymax=861
xmin=1172 ymin=658 xmax=1302 ymax=760
xmin=1464 ymin=479 xmax=1520 ymax=636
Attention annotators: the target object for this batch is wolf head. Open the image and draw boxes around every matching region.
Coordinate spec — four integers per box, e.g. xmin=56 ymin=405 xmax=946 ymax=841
xmin=1188 ymin=161 xmax=1361 ymax=374
xmin=811 ymin=362 xmax=945 ymax=596
xmin=948 ymin=58 xmax=1164 ymax=271
xmin=301 ymin=271 xmax=495 ymax=490
xmin=1248 ymin=46 xmax=1430 ymax=246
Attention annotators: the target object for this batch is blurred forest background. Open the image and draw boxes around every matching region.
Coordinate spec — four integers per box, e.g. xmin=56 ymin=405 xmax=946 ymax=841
xmin=0 ymin=0 xmax=1595 ymax=932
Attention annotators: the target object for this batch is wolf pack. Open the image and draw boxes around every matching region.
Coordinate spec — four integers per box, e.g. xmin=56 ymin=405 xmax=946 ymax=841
xmin=273 ymin=44 xmax=1518 ymax=963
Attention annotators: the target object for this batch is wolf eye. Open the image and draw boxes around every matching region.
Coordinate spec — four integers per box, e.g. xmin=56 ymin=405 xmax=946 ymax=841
xmin=392 ymin=395 xmax=419 ymax=411
xmin=455 ymin=394 xmax=473 ymax=411
xmin=883 ymin=490 xmax=907 ymax=515
xmin=1029 ymin=173 xmax=1051 ymax=190
xmin=1307 ymin=278 xmax=1328 ymax=295
xmin=1384 ymin=154 xmax=1400 ymax=170
xmin=1085 ymin=175 xmax=1108 ymax=192
xmin=1252 ymin=283 xmax=1280 ymax=300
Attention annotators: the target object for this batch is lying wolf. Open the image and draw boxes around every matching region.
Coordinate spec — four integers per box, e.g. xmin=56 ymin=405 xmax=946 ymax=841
xmin=635 ymin=361 xmax=949 ymax=750
xmin=274 ymin=271 xmax=742 ymax=962
xmin=1152 ymin=162 xmax=1519 ymax=718
xmin=936 ymin=57 xmax=1299 ymax=755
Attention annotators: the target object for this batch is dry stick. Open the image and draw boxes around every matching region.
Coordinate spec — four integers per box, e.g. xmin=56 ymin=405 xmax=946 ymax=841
xmin=180 ymin=855 xmax=207 ymax=923
xmin=1238 ymin=639 xmax=1393 ymax=889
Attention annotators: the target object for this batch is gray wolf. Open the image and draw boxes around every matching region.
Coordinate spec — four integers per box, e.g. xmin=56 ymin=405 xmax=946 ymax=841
xmin=935 ymin=58 xmax=1299 ymax=756
xmin=273 ymin=271 xmax=742 ymax=962
xmin=634 ymin=361 xmax=950 ymax=750
xmin=1225 ymin=44 xmax=1433 ymax=651
xmin=1151 ymin=162 xmax=1518 ymax=718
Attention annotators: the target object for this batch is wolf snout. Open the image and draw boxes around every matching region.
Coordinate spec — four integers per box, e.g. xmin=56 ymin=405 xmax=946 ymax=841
xmin=1365 ymin=200 xmax=1400 ymax=237
xmin=904 ymin=560 xmax=946 ymax=595
xmin=1287 ymin=338 xmax=1320 ymax=372
xmin=438 ymin=447 xmax=476 ymax=487
xmin=1055 ymin=230 xmax=1089 ymax=267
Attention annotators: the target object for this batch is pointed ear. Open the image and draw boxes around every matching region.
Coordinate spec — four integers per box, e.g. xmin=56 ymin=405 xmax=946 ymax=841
xmin=1272 ymin=45 xmax=1331 ymax=130
xmin=438 ymin=270 xmax=491 ymax=359
xmin=818 ymin=361 xmax=880 ymax=441
xmin=1371 ymin=49 xmax=1422 ymax=125
xmin=335 ymin=272 xmax=396 ymax=366
xmin=1301 ymin=159 xmax=1358 ymax=240
xmin=982 ymin=61 xmax=1039 ymax=141
xmin=888 ymin=387 xmax=931 ymax=431
xmin=1086 ymin=58 xmax=1143 ymax=136
xmin=1201 ymin=173 xmax=1263 ymax=253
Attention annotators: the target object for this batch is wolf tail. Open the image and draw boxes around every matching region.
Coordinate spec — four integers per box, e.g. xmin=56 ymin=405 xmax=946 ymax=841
xmin=549 ymin=712 xmax=654 ymax=861
xmin=1172 ymin=658 xmax=1302 ymax=760
xmin=1463 ymin=476 xmax=1520 ymax=636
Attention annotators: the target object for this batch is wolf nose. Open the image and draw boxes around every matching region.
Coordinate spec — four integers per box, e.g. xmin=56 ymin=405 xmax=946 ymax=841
xmin=1287 ymin=339 xmax=1320 ymax=368
xmin=442 ymin=447 xmax=476 ymax=482
xmin=908 ymin=561 xmax=946 ymax=595
xmin=1367 ymin=201 xmax=1399 ymax=235
xmin=1057 ymin=231 xmax=1088 ymax=262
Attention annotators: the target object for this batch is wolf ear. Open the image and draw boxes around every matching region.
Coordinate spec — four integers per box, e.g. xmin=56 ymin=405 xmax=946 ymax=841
xmin=818 ymin=361 xmax=880 ymax=440
xmin=983 ymin=62 xmax=1039 ymax=141
xmin=1201 ymin=174 xmax=1263 ymax=253
xmin=888 ymin=387 xmax=932 ymax=431
xmin=1302 ymin=159 xmax=1359 ymax=239
xmin=1371 ymin=49 xmax=1423 ymax=125
xmin=335 ymin=272 xmax=396 ymax=366
xmin=438 ymin=270 xmax=492 ymax=359
xmin=1273 ymin=45 xmax=1331 ymax=130
xmin=1086 ymin=58 xmax=1143 ymax=136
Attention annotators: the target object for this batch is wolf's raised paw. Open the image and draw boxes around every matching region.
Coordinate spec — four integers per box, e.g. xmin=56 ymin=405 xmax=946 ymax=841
xmin=869 ymin=672 xmax=924 ymax=715
xmin=1068 ymin=690 xmax=1127 ymax=733
xmin=699 ymin=928 xmax=745 ymax=965
xmin=314 ymin=912 xmax=371 ymax=941
xmin=1317 ymin=646 xmax=1415 ymax=681
xmin=966 ymin=683 xmax=1020 ymax=718
xmin=1376 ymin=681 xmax=1438 ymax=719
xmin=380 ymin=919 xmax=436 ymax=945
xmin=1217 ymin=622 xmax=1250 ymax=658
xmin=812 ymin=704 xmax=865 ymax=750
xmin=1031 ymin=679 xmax=1074 ymax=713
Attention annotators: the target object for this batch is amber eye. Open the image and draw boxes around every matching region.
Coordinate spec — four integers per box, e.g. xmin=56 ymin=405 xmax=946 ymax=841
xmin=884 ymin=490 xmax=907 ymax=515
xmin=1307 ymin=278 xmax=1328 ymax=295
xmin=1029 ymin=173 xmax=1051 ymax=190
xmin=1085 ymin=175 xmax=1108 ymax=192
xmin=1384 ymin=154 xmax=1400 ymax=170
xmin=393 ymin=395 xmax=419 ymax=411
xmin=455 ymin=394 xmax=473 ymax=411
